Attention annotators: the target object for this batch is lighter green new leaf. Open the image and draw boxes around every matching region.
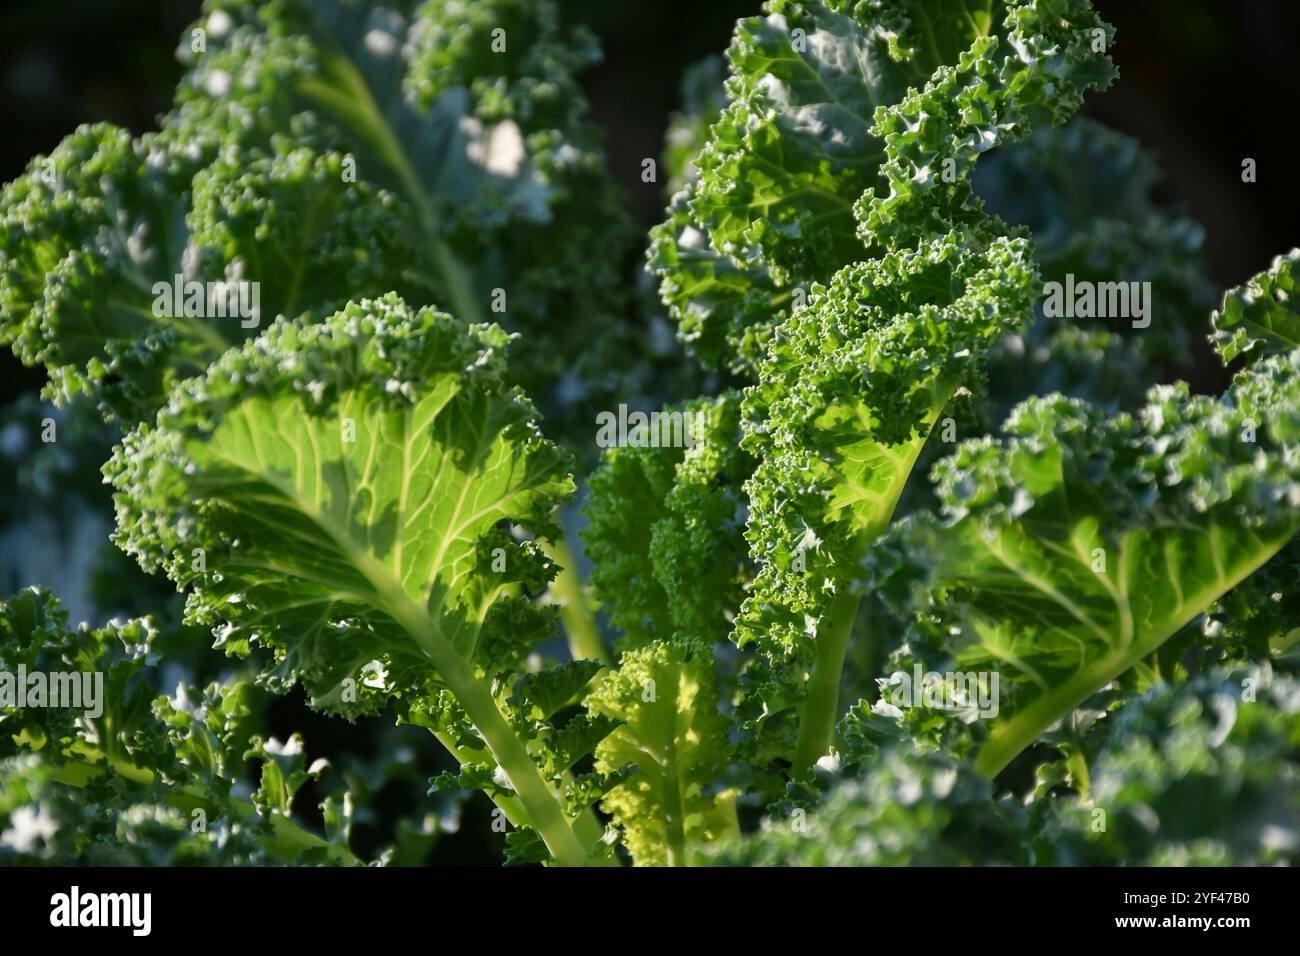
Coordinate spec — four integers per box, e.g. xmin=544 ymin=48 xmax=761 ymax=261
xmin=588 ymin=640 xmax=738 ymax=865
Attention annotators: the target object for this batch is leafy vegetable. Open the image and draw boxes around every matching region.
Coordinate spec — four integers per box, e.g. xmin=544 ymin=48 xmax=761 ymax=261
xmin=107 ymin=294 xmax=616 ymax=865
xmin=866 ymin=350 xmax=1300 ymax=777
xmin=713 ymin=666 xmax=1300 ymax=866
xmin=0 ymin=0 xmax=631 ymax=429
xmin=587 ymin=639 xmax=738 ymax=865
xmin=648 ymin=0 xmax=1116 ymax=774
xmin=0 ymin=587 xmax=353 ymax=865
xmin=583 ymin=393 xmax=753 ymax=651
xmin=4 ymin=0 xmax=1300 ymax=869
xmin=736 ymin=231 xmax=1038 ymax=770
xmin=975 ymin=117 xmax=1214 ymax=418
xmin=705 ymin=742 xmax=1033 ymax=866
xmin=1041 ymin=667 xmax=1300 ymax=866
xmin=1212 ymin=249 xmax=1300 ymax=366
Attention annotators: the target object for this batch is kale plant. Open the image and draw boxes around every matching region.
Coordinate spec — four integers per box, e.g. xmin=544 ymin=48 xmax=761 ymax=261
xmin=1 ymin=0 xmax=1297 ymax=867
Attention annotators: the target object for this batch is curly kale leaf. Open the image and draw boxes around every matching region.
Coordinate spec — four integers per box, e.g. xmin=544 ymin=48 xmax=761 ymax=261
xmin=1205 ymin=537 xmax=1300 ymax=669
xmin=0 ymin=588 xmax=353 ymax=865
xmin=106 ymin=294 xmax=614 ymax=864
xmin=646 ymin=2 xmax=1115 ymax=776
xmin=0 ymin=0 xmax=631 ymax=428
xmin=736 ymin=231 xmax=1038 ymax=769
xmin=867 ymin=351 xmax=1300 ymax=777
xmin=1040 ymin=667 xmax=1300 ymax=865
xmin=711 ymin=666 xmax=1300 ymax=866
xmin=649 ymin=190 xmax=783 ymax=376
xmin=174 ymin=0 xmax=634 ymax=421
xmin=651 ymin=0 xmax=1098 ymax=374
xmin=108 ymin=295 xmax=571 ymax=704
xmin=1211 ymin=249 xmax=1300 ymax=367
xmin=703 ymin=740 xmax=1032 ymax=866
xmin=582 ymin=393 xmax=754 ymax=650
xmin=857 ymin=0 xmax=1116 ymax=250
xmin=588 ymin=639 xmax=738 ymax=865
xmin=0 ymin=123 xmax=416 ymax=424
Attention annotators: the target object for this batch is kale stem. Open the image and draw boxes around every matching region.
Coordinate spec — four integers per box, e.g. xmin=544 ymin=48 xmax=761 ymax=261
xmin=444 ymin=666 xmax=598 ymax=866
xmin=792 ymin=589 xmax=860 ymax=774
xmin=385 ymin=590 xmax=608 ymax=866
xmin=542 ymin=537 xmax=610 ymax=666
xmin=430 ymin=724 xmax=608 ymax=853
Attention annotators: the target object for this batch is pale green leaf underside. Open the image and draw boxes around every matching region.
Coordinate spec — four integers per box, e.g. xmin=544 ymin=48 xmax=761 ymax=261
xmin=824 ymin=399 xmax=943 ymax=534
xmin=922 ymin=515 xmax=1298 ymax=776
xmin=192 ymin=383 xmax=564 ymax=665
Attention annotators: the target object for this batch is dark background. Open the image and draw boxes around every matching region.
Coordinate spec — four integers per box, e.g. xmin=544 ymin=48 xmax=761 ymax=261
xmin=2 ymin=0 xmax=1298 ymax=862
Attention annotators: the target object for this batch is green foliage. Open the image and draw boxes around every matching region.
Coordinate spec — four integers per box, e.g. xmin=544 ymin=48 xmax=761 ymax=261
xmin=108 ymin=294 xmax=571 ymax=715
xmin=684 ymin=0 xmax=1114 ymax=772
xmin=735 ymin=232 xmax=1038 ymax=767
xmin=976 ymin=118 xmax=1214 ymax=417
xmin=589 ymin=0 xmax=1300 ymax=866
xmin=0 ymin=588 xmax=354 ymax=865
xmin=588 ymin=639 xmax=738 ymax=865
xmin=1042 ymin=668 xmax=1300 ymax=865
xmin=0 ymin=0 xmax=632 ymax=429
xmin=661 ymin=56 xmax=727 ymax=196
xmin=3 ymin=0 xmax=1300 ymax=869
xmin=715 ymin=667 xmax=1300 ymax=866
xmin=866 ymin=352 xmax=1300 ymax=776
xmin=706 ymin=741 xmax=1033 ymax=866
xmin=107 ymin=293 xmax=616 ymax=864
xmin=1212 ymin=249 xmax=1300 ymax=366
xmin=583 ymin=393 xmax=753 ymax=650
